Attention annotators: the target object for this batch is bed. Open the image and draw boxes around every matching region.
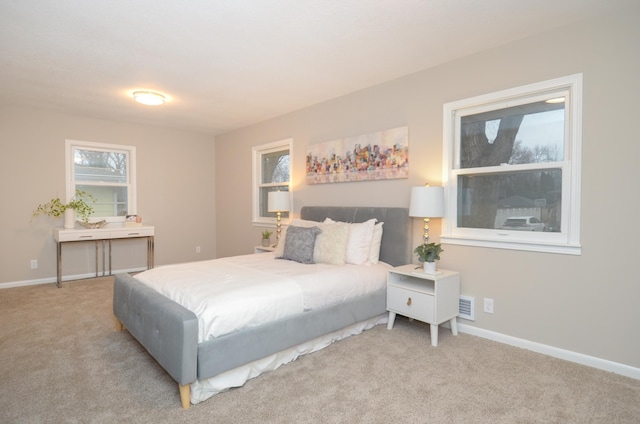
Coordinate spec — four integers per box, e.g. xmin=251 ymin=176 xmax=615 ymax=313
xmin=113 ymin=206 xmax=411 ymax=408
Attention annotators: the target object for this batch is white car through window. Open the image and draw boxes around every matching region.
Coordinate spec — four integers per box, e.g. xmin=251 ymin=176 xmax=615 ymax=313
xmin=501 ymin=216 xmax=546 ymax=232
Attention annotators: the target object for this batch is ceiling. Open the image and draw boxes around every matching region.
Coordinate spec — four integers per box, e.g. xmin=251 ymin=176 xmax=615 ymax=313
xmin=0 ymin=1 xmax=632 ymax=136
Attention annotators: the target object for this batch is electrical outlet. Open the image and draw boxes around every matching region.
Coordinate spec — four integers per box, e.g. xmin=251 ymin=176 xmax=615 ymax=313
xmin=483 ymin=298 xmax=494 ymax=314
xmin=30 ymin=259 xmax=38 ymax=269
xmin=196 ymin=246 xmax=201 ymax=254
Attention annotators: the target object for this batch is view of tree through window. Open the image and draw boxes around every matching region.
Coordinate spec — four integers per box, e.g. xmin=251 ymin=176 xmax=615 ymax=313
xmin=458 ymin=100 xmax=565 ymax=232
xmin=261 ymin=150 xmax=289 ymax=184
xmin=260 ymin=149 xmax=290 ymax=219
xmin=253 ymin=140 xmax=292 ymax=223
xmin=443 ymin=74 xmax=581 ymax=254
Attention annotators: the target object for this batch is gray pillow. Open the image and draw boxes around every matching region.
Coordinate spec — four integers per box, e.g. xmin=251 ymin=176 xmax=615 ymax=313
xmin=281 ymin=225 xmax=322 ymax=264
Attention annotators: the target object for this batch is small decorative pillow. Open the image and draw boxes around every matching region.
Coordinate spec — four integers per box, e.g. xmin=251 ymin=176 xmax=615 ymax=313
xmin=314 ymin=222 xmax=349 ymax=265
xmin=325 ymin=217 xmax=376 ymax=265
xmin=274 ymin=219 xmax=324 ymax=258
xmin=281 ymin=225 xmax=322 ymax=264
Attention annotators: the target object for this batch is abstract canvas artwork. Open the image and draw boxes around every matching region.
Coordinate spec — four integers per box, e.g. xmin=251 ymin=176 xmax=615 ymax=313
xmin=306 ymin=126 xmax=409 ymax=184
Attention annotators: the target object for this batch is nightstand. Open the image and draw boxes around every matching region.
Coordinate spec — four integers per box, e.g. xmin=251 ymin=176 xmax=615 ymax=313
xmin=386 ymin=264 xmax=460 ymax=346
xmin=254 ymin=245 xmax=275 ymax=253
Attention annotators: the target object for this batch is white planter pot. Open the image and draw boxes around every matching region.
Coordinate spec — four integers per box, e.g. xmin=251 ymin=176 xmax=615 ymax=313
xmin=423 ymin=261 xmax=437 ymax=273
xmin=261 ymin=238 xmax=270 ymax=247
xmin=64 ymin=209 xmax=75 ymax=229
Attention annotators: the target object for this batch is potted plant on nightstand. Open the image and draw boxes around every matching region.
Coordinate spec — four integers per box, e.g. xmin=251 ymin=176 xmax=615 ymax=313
xmin=33 ymin=189 xmax=97 ymax=229
xmin=261 ymin=230 xmax=273 ymax=247
xmin=414 ymin=242 xmax=444 ymax=274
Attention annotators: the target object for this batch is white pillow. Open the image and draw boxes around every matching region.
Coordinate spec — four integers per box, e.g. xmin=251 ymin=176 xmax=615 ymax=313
xmin=291 ymin=218 xmax=322 ymax=228
xmin=325 ymin=217 xmax=376 ymax=265
xmin=313 ymin=222 xmax=349 ymax=265
xmin=368 ymin=222 xmax=384 ymax=264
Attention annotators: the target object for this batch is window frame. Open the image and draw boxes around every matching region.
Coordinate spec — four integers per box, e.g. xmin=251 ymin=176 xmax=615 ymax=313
xmin=441 ymin=74 xmax=582 ymax=255
xmin=252 ymin=138 xmax=293 ymax=225
xmin=65 ymin=139 xmax=137 ymax=223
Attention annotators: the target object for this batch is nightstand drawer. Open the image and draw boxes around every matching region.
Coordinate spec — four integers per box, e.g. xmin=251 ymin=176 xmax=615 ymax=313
xmin=387 ymin=286 xmax=434 ymax=322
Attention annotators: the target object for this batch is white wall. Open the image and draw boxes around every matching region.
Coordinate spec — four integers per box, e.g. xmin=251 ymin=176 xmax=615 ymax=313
xmin=215 ymin=8 xmax=640 ymax=369
xmin=0 ymin=106 xmax=217 ymax=286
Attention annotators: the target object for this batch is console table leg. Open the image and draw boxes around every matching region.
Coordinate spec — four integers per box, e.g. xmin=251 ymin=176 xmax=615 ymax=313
xmin=102 ymin=240 xmax=106 ymax=276
xmin=94 ymin=241 xmax=99 ymax=278
xmin=148 ymin=236 xmax=155 ymax=269
xmin=56 ymin=242 xmax=62 ymax=288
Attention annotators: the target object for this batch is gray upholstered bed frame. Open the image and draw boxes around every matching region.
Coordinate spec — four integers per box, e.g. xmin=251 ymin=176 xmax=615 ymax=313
xmin=113 ymin=206 xmax=411 ymax=408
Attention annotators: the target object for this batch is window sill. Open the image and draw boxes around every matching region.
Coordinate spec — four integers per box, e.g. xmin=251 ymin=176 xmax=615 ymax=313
xmin=441 ymin=235 xmax=581 ymax=256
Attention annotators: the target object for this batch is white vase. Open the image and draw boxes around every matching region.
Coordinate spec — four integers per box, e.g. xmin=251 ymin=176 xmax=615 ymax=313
xmin=423 ymin=261 xmax=436 ymax=274
xmin=64 ymin=209 xmax=75 ymax=229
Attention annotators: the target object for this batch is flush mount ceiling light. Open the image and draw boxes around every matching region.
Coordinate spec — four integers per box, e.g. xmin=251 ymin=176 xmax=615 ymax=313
xmin=132 ymin=90 xmax=166 ymax=106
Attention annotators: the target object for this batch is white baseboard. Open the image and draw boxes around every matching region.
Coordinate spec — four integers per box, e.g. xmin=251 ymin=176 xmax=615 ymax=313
xmin=0 ymin=268 xmax=146 ymax=289
xmin=457 ymin=323 xmax=640 ymax=380
xmin=1 ymin=276 xmax=56 ymax=289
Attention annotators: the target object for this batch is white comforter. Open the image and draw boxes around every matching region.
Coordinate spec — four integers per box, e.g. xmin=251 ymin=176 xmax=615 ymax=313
xmin=134 ymin=253 xmax=390 ymax=343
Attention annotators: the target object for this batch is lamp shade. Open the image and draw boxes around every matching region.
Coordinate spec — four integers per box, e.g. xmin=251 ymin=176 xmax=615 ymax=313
xmin=409 ymin=186 xmax=444 ymax=218
xmin=268 ymin=191 xmax=290 ymax=212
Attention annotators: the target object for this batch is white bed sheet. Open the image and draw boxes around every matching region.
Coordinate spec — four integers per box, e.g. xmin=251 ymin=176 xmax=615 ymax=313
xmin=134 ymin=253 xmax=390 ymax=343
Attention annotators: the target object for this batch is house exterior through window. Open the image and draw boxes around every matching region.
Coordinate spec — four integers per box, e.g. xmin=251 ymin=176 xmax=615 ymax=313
xmin=65 ymin=139 xmax=136 ymax=222
xmin=441 ymin=74 xmax=582 ymax=255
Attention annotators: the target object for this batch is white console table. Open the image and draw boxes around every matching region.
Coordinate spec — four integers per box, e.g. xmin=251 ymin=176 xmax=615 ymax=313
xmin=53 ymin=225 xmax=155 ymax=288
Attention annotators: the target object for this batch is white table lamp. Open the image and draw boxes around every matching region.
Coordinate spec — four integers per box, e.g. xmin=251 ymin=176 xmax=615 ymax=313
xmin=409 ymin=185 xmax=444 ymax=246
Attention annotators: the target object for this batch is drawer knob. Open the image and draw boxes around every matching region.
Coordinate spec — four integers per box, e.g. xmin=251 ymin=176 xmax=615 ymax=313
xmin=407 ymin=297 xmax=412 ymax=306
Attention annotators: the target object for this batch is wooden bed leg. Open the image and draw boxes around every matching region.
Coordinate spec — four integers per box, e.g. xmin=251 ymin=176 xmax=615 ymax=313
xmin=114 ymin=316 xmax=124 ymax=332
xmin=179 ymin=384 xmax=191 ymax=409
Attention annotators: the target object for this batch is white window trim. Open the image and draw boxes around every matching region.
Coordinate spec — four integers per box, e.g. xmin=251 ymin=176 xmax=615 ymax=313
xmin=441 ymin=74 xmax=582 ymax=255
xmin=252 ymin=138 xmax=293 ymax=226
xmin=65 ymin=139 xmax=137 ymax=222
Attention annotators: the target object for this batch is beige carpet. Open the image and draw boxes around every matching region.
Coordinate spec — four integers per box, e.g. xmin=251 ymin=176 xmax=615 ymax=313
xmin=1 ymin=277 xmax=638 ymax=424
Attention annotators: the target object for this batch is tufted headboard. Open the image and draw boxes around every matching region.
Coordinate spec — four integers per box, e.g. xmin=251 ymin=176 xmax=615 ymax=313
xmin=300 ymin=206 xmax=411 ymax=267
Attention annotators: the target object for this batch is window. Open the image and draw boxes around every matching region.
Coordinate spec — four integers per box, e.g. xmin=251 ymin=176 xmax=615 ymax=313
xmin=442 ymin=74 xmax=582 ymax=255
xmin=252 ymin=138 xmax=292 ymax=224
xmin=65 ymin=140 xmax=136 ymax=222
